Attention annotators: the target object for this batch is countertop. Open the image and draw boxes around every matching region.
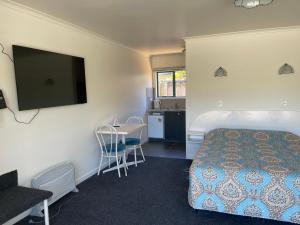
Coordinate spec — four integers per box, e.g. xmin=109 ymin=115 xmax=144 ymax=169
xmin=148 ymin=108 xmax=186 ymax=112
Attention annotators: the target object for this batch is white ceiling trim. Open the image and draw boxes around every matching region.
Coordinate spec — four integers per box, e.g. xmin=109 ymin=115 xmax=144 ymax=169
xmin=184 ymin=25 xmax=300 ymax=41
xmin=1 ymin=0 xmax=148 ymax=56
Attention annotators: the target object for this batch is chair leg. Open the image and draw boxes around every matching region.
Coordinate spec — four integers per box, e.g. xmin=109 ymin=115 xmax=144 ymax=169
xmin=43 ymin=200 xmax=50 ymax=225
xmin=116 ymin=155 xmax=121 ymax=178
xmin=123 ymin=153 xmax=127 ymax=176
xmin=108 ymin=157 xmax=111 ymax=168
xmin=139 ymin=145 xmax=145 ymax=161
xmin=134 ymin=147 xmax=137 ymax=167
xmin=97 ymin=153 xmax=104 ymax=175
xmin=124 ymin=153 xmax=129 ymax=169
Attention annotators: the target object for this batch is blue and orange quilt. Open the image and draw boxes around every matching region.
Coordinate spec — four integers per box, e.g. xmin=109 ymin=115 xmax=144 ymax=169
xmin=189 ymin=128 xmax=300 ymax=224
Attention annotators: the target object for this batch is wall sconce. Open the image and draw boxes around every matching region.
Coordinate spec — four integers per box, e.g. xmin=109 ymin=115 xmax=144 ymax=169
xmin=215 ymin=67 xmax=227 ymax=77
xmin=279 ymin=63 xmax=294 ymax=75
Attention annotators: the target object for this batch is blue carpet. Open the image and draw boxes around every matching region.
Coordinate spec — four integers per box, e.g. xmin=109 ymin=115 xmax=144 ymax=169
xmin=17 ymin=156 xmax=293 ymax=225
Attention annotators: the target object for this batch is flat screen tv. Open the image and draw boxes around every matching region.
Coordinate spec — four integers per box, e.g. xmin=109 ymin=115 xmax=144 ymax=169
xmin=13 ymin=45 xmax=87 ymax=111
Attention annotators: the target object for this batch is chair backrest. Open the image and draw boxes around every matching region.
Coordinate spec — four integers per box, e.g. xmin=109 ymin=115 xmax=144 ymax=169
xmin=125 ymin=116 xmax=144 ymax=140
xmin=95 ymin=124 xmax=119 ymax=155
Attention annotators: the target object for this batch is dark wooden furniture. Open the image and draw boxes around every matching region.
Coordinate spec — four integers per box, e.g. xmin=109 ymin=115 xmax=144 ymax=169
xmin=164 ymin=111 xmax=186 ymax=143
xmin=0 ymin=170 xmax=52 ymax=225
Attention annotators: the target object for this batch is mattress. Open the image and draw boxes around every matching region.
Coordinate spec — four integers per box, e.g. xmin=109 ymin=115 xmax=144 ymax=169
xmin=189 ymin=128 xmax=300 ymax=224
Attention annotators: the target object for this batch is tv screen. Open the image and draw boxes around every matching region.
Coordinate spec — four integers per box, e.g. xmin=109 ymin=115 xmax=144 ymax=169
xmin=12 ymin=45 xmax=87 ymax=111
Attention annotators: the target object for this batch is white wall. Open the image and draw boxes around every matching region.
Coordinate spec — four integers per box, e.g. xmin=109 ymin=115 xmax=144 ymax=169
xmin=185 ymin=28 xmax=300 ymax=159
xmin=0 ymin=0 xmax=151 ymax=189
xmin=150 ymin=53 xmax=185 ymax=70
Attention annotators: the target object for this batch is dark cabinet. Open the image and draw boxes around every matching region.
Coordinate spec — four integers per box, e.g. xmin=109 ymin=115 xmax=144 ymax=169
xmin=164 ymin=111 xmax=186 ymax=143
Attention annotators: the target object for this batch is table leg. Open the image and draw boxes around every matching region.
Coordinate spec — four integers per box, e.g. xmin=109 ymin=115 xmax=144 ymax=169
xmin=122 ymin=134 xmax=130 ymax=160
xmin=122 ymin=134 xmax=125 ymax=144
xmin=44 ymin=199 xmax=50 ymax=225
xmin=102 ymin=160 xmax=143 ymax=174
xmin=126 ymin=160 xmax=144 ymax=167
xmin=121 ymin=134 xmax=144 ymax=168
xmin=103 ymin=163 xmax=126 ymax=174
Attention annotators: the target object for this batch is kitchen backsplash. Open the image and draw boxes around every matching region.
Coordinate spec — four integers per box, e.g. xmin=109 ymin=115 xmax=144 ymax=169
xmin=159 ymin=99 xmax=186 ymax=109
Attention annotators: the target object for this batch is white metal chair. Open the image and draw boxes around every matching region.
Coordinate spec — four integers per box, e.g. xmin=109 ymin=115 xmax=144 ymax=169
xmin=95 ymin=124 xmax=128 ymax=178
xmin=125 ymin=116 xmax=145 ymax=166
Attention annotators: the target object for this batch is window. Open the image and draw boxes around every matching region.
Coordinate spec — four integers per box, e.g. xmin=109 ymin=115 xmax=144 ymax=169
xmin=157 ymin=70 xmax=186 ymax=97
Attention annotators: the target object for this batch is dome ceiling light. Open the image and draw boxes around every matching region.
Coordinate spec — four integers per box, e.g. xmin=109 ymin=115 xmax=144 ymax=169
xmin=234 ymin=0 xmax=273 ymax=9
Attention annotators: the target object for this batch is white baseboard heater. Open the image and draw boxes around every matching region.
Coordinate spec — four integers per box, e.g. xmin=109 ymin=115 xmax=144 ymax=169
xmin=31 ymin=162 xmax=79 ymax=217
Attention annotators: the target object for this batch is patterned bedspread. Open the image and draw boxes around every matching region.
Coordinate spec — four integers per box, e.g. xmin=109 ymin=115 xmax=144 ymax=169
xmin=189 ymin=128 xmax=300 ymax=224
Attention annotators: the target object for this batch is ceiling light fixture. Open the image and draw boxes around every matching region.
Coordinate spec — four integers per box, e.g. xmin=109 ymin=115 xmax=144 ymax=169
xmin=234 ymin=0 xmax=273 ymax=9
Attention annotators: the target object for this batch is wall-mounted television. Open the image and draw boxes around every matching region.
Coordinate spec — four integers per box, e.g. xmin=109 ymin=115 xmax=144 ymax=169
xmin=12 ymin=45 xmax=87 ymax=111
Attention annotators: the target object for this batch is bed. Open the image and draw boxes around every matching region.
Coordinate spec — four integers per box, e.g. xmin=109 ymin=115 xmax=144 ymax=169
xmin=188 ymin=128 xmax=300 ymax=224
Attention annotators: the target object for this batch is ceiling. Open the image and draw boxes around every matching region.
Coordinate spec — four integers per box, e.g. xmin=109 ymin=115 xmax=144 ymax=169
xmin=10 ymin=0 xmax=300 ymax=54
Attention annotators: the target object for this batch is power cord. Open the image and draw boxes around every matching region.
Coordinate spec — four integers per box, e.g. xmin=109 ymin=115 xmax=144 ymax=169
xmin=29 ymin=195 xmax=78 ymax=224
xmin=7 ymin=107 xmax=40 ymax=125
xmin=1 ymin=42 xmax=40 ymax=124
xmin=0 ymin=42 xmax=14 ymax=63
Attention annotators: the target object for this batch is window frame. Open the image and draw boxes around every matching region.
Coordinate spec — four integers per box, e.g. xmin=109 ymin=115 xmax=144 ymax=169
xmin=156 ymin=69 xmax=186 ymax=98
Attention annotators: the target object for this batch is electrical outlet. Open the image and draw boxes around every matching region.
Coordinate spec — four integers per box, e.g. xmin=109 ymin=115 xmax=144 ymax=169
xmin=0 ymin=89 xmax=7 ymax=109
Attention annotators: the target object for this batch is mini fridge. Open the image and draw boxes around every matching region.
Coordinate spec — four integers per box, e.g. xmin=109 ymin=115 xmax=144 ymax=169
xmin=148 ymin=113 xmax=164 ymax=139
